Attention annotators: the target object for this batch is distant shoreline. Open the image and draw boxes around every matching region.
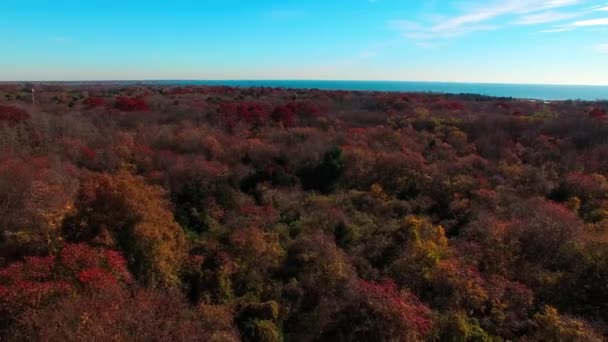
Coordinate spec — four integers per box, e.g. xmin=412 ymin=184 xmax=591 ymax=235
xmin=2 ymin=80 xmax=607 ymax=101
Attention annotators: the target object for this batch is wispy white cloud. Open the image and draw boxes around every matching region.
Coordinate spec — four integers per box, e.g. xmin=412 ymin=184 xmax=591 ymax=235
xmin=542 ymin=15 xmax=608 ymax=32
xmin=515 ymin=10 xmax=583 ymax=24
xmin=392 ymin=0 xmax=589 ymax=41
xmin=597 ymin=43 xmax=608 ymax=52
xmin=390 ymin=19 xmax=499 ymax=39
xmin=434 ymin=0 xmax=582 ymax=29
xmin=571 ymin=17 xmax=608 ymax=25
xmin=590 ymin=2 xmax=608 ymax=11
xmin=540 ymin=1 xmax=608 ymax=31
xmin=540 ymin=26 xmax=574 ymax=31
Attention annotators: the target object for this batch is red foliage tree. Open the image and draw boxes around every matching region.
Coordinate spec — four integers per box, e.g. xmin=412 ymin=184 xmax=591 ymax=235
xmin=588 ymin=107 xmax=606 ymax=119
xmin=0 ymin=243 xmax=132 ymax=333
xmin=236 ymin=102 xmax=270 ymax=123
xmin=79 ymin=145 xmax=97 ymax=161
xmin=218 ymin=102 xmax=270 ymax=125
xmin=322 ymin=279 xmax=434 ymax=341
xmin=564 ymin=172 xmax=608 ymax=200
xmin=443 ymin=100 xmax=466 ymax=111
xmin=0 ymin=105 xmax=30 ymax=123
xmin=272 ymin=104 xmax=297 ymax=126
xmin=83 ymin=96 xmax=105 ymax=108
xmin=114 ymin=97 xmax=149 ymax=111
xmin=293 ymin=100 xmax=325 ymax=117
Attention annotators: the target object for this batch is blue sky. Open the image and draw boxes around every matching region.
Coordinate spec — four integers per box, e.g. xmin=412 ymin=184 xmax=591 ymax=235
xmin=1 ymin=0 xmax=607 ymax=84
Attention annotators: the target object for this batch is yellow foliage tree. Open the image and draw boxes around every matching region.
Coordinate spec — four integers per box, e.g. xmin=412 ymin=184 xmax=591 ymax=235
xmin=63 ymin=171 xmax=186 ymax=286
xmin=531 ymin=306 xmax=602 ymax=342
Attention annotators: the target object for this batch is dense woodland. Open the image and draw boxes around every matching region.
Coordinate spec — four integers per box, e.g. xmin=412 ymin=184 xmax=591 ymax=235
xmin=1 ymin=83 xmax=608 ymax=341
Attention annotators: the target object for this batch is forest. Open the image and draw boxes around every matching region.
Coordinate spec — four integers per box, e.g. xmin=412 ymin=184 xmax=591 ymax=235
xmin=1 ymin=83 xmax=608 ymax=341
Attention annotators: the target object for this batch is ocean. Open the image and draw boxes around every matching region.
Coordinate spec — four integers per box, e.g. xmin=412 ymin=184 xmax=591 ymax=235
xmin=128 ymin=80 xmax=608 ymax=101
xmin=43 ymin=79 xmax=608 ymax=101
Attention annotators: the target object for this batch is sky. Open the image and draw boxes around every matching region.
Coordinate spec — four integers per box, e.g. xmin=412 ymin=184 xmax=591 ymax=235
xmin=1 ymin=0 xmax=608 ymax=85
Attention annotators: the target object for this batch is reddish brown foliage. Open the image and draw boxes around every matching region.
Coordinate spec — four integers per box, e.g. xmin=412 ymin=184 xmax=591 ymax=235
xmin=443 ymin=100 xmax=466 ymax=111
xmin=589 ymin=107 xmax=607 ymax=119
xmin=272 ymin=104 xmax=297 ymax=126
xmin=79 ymin=146 xmax=97 ymax=160
xmin=218 ymin=102 xmax=270 ymax=124
xmin=115 ymin=96 xmax=150 ymax=111
xmin=0 ymin=243 xmax=131 ymax=330
xmin=271 ymin=101 xmax=325 ymax=126
xmin=353 ymin=279 xmax=433 ymax=340
xmin=12 ymin=287 xmax=231 ymax=341
xmin=0 ymin=105 xmax=30 ymax=123
xmin=83 ymin=96 xmax=105 ymax=108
